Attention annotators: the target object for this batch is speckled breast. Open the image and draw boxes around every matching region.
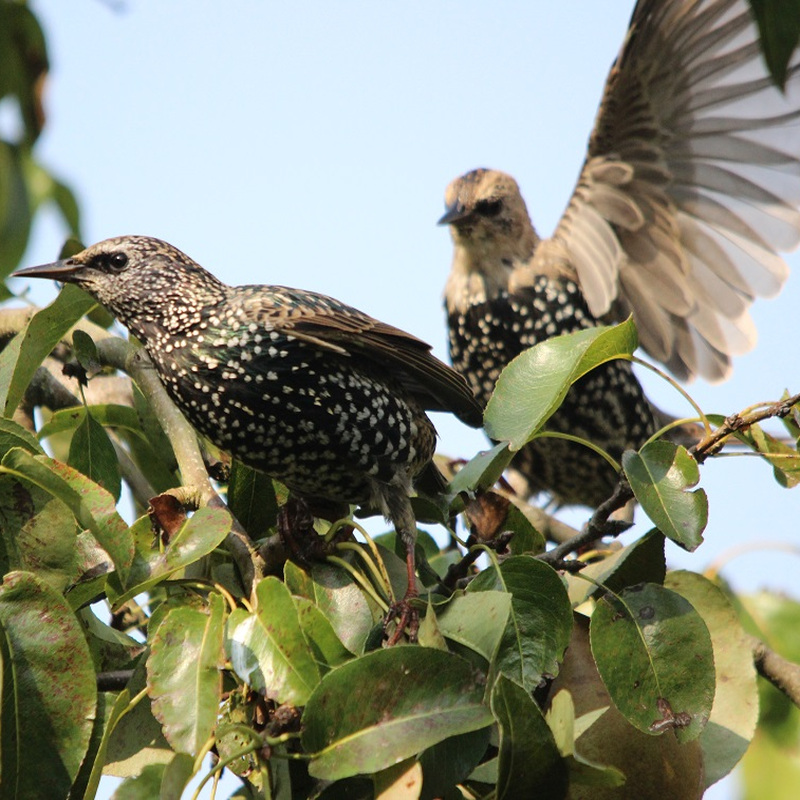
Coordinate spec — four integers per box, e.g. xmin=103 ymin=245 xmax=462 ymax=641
xmin=147 ymin=333 xmax=436 ymax=504
xmin=448 ymin=274 xmax=657 ymax=507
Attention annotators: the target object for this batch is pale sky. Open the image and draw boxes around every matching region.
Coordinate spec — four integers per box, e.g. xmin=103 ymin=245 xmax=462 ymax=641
xmin=15 ymin=3 xmax=800 ymax=797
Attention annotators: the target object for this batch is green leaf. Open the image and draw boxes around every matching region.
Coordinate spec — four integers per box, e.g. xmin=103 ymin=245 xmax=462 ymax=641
xmin=418 ymin=727 xmax=492 ymax=799
xmin=665 ymin=571 xmax=759 ymax=788
xmin=111 ymin=764 xmax=166 ymax=799
xmin=623 ymin=441 xmax=707 ymax=551
xmin=741 ymin=717 xmax=800 ymax=800
xmin=741 ymin=590 xmax=800 ymax=663
xmin=491 ymin=674 xmax=568 ymax=799
xmin=0 ymin=448 xmax=134 ymax=580
xmin=38 ymin=403 xmax=178 ymax=493
xmin=159 ymin=752 xmax=195 ymax=800
xmin=147 ymin=594 xmax=225 ymax=755
xmin=0 ymin=284 xmax=96 ymax=418
xmin=502 ymin=496 xmax=547 ymax=556
xmin=468 ymin=756 xmax=499 ymax=784
xmin=39 ymin=404 xmax=145 ymax=441
xmin=108 ymin=507 xmax=231 ymax=606
xmin=590 ymin=582 xmax=715 ymax=743
xmin=284 ymin=561 xmax=375 ymax=654
xmin=71 ymin=328 xmax=100 ymax=373
xmin=40 ymin=404 xmax=180 ymax=494
xmin=293 ymin=596 xmax=354 ymax=670
xmin=104 ymin=661 xmax=173 ymax=778
xmin=0 ymin=4 xmax=47 ymax=143
xmin=70 ymin=690 xmax=118 ymax=800
xmin=0 ymin=141 xmax=32 ymax=275
xmin=66 ymin=531 xmax=114 ymax=609
xmin=748 ymin=0 xmax=800 ymax=89
xmin=0 ymin=571 xmax=96 ymax=800
xmin=302 ymin=647 xmax=492 ymax=781
xmin=0 ymin=476 xmax=79 ymax=592
xmin=227 ymin=460 xmax=279 ymax=538
xmin=0 ymin=417 xmax=44 ymax=458
xmin=446 ymin=441 xmax=513 ymax=498
xmin=545 ymin=690 xmax=625 ymax=788
xmin=567 ymin=529 xmax=666 ymax=606
xmin=436 ymin=590 xmax=512 ymax=662
xmin=485 ymin=320 xmax=638 ymax=449
xmin=51 ymin=177 xmax=82 ymax=237
xmin=734 ymin=421 xmax=800 ymax=488
xmin=226 ymin=576 xmax=321 ymax=705
xmin=68 ymin=408 xmax=122 ymax=501
xmin=469 ymin=556 xmax=573 ymax=691
xmin=215 ymin=695 xmax=265 ymax=784
xmin=80 ymin=607 xmax=145 ymax=672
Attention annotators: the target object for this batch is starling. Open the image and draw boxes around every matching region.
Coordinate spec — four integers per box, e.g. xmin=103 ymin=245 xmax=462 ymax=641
xmin=441 ymin=0 xmax=800 ymax=508
xmin=15 ymin=235 xmax=483 ymax=639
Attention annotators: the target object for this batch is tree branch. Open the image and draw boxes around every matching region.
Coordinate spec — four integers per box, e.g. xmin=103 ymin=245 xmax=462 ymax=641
xmin=94 ymin=337 xmax=266 ymax=595
xmin=97 ymin=670 xmax=135 ymax=692
xmin=749 ymin=635 xmax=800 ymax=708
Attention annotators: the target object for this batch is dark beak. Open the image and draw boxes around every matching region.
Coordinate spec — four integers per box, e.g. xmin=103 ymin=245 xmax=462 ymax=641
xmin=437 ymin=202 xmax=472 ymax=226
xmin=12 ymin=259 xmax=82 ymax=282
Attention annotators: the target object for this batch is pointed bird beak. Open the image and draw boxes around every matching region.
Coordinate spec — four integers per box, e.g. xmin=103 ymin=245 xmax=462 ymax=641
xmin=12 ymin=259 xmax=82 ymax=282
xmin=437 ymin=202 xmax=471 ymax=226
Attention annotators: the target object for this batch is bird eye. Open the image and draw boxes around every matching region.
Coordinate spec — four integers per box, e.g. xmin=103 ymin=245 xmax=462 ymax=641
xmin=474 ymin=199 xmax=503 ymax=218
xmin=108 ymin=252 xmax=128 ymax=271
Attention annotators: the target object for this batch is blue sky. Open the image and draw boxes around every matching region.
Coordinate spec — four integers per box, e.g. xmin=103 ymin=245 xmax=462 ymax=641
xmin=16 ymin=2 xmax=800 ymax=797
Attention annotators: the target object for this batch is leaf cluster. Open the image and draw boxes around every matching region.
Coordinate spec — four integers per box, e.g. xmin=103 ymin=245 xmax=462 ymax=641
xmin=1 ymin=289 xmax=799 ymax=798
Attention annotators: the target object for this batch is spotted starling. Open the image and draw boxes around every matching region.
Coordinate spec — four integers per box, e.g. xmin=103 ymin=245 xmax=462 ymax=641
xmin=15 ymin=235 xmax=483 ymax=638
xmin=440 ymin=0 xmax=800 ymax=509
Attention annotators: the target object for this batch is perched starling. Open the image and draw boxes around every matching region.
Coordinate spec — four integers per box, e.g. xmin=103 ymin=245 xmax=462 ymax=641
xmin=15 ymin=235 xmax=483 ymax=639
xmin=441 ymin=0 xmax=800 ymax=508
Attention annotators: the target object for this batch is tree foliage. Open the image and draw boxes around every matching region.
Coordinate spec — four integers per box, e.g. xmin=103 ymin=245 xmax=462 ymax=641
xmin=2 ymin=2 xmax=800 ymax=798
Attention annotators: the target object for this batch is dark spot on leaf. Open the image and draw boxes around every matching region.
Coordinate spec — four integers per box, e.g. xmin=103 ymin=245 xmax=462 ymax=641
xmin=639 ymin=605 xmax=655 ymax=620
xmin=649 ymin=697 xmax=692 ymax=733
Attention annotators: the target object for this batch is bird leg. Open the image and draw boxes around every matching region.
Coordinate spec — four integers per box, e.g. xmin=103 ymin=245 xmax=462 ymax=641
xmin=382 ymin=487 xmax=420 ymax=646
xmin=277 ymin=495 xmax=355 ymax=567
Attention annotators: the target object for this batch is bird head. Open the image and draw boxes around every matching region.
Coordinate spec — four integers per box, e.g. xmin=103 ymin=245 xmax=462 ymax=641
xmin=13 ymin=235 xmax=227 ymax=339
xmin=438 ymin=168 xmax=539 ymax=265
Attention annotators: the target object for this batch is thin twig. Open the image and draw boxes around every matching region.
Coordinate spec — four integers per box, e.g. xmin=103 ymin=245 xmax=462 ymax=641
xmin=539 ymin=392 xmax=800 ymax=564
xmin=437 ymin=530 xmax=516 ymax=593
xmin=690 ymin=392 xmax=800 ymax=464
xmin=538 ymin=478 xmax=633 ymax=565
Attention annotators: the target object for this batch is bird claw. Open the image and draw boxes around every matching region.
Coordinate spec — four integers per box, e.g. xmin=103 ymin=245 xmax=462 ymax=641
xmin=383 ymin=598 xmax=419 ymax=646
xmin=277 ymin=497 xmax=353 ymax=566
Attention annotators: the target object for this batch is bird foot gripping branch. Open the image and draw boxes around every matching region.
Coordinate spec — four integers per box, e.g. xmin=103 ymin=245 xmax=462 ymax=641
xmin=13 ymin=236 xmax=483 ymax=641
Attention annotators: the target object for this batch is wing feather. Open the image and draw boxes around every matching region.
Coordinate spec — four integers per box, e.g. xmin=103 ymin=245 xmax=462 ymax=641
xmin=243 ymin=287 xmax=483 ymax=426
xmin=535 ymin=0 xmax=800 ymax=380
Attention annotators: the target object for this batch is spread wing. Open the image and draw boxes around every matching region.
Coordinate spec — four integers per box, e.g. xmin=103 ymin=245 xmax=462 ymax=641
xmin=246 ymin=286 xmax=484 ymax=427
xmin=536 ymin=0 xmax=800 ymax=380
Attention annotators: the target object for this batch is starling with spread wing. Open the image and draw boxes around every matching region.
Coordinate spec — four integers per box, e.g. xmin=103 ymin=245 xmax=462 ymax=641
xmin=441 ymin=0 xmax=800 ymax=507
